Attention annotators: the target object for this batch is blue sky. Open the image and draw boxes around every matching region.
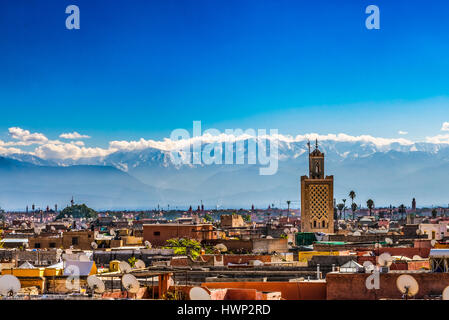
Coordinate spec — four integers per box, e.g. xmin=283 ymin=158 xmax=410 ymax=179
xmin=1 ymin=0 xmax=449 ymax=147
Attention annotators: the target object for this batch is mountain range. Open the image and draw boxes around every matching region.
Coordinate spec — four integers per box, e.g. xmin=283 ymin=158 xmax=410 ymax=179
xmin=2 ymin=138 xmax=449 ymax=210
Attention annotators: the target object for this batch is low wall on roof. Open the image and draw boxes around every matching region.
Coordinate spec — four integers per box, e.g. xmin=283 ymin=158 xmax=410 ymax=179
xmin=326 ymin=272 xmax=449 ymax=300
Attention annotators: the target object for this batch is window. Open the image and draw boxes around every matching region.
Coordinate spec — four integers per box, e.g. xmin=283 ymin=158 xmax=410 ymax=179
xmin=49 ymin=242 xmax=55 ymax=248
xmin=72 ymin=237 xmax=79 ymax=245
xmin=153 ymin=231 xmax=160 ymax=236
xmin=34 ymin=243 xmax=41 ymax=248
xmin=313 ymin=220 xmax=317 ymax=228
xmin=322 ymin=221 xmax=326 ymax=228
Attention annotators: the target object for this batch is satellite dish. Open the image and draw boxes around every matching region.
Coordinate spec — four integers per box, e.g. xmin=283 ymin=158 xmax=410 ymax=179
xmin=413 ymin=255 xmax=423 ymax=260
xmin=134 ymin=259 xmax=145 ymax=269
xmin=416 ymin=229 xmax=422 ymax=235
xmin=56 ymin=248 xmax=63 ymax=255
xmin=51 ymin=226 xmax=56 ymax=231
xmin=283 ymin=228 xmax=290 ymax=234
xmin=87 ymin=275 xmax=105 ymax=294
xmin=385 ymin=238 xmax=393 ymax=245
xmin=378 ymin=253 xmax=393 ymax=267
xmin=353 ymin=231 xmax=361 ymax=236
xmin=119 ymin=261 xmax=132 ymax=273
xmin=266 ymin=236 xmax=273 ymax=239
xmin=214 ymin=244 xmax=228 ymax=253
xmin=374 ymin=243 xmax=382 ymax=249
xmin=91 ymin=242 xmax=98 ymax=250
xmin=442 ymin=286 xmax=449 ymax=300
xmin=109 ymin=229 xmax=116 ymax=236
xmin=396 ymin=275 xmax=419 ymax=298
xmin=0 ymin=275 xmax=21 ymax=297
xmin=189 ymin=287 xmax=211 ymax=300
xmin=431 ymin=239 xmax=437 ymax=247
xmin=144 ymin=241 xmax=152 ymax=249
xmin=122 ymin=274 xmax=140 ymax=294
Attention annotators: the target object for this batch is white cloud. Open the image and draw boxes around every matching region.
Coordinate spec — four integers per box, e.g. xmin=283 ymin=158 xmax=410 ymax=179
xmin=441 ymin=122 xmax=449 ymax=131
xmin=34 ymin=143 xmax=111 ymax=160
xmin=398 ymin=131 xmax=408 ymax=135
xmin=59 ymin=132 xmax=90 ymax=139
xmin=426 ymin=134 xmax=449 ymax=144
xmin=8 ymin=127 xmax=48 ymax=145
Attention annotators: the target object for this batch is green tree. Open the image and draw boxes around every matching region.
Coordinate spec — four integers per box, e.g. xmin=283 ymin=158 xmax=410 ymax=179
xmin=164 ymin=238 xmax=202 ymax=259
xmin=337 ymin=203 xmax=345 ymax=220
xmin=204 ymin=214 xmax=213 ymax=222
xmin=128 ymin=256 xmax=137 ymax=267
xmin=366 ymin=199 xmax=374 ymax=216
xmin=432 ymin=208 xmax=438 ymax=219
xmin=242 ymin=214 xmax=251 ymax=223
xmin=56 ymin=204 xmax=97 ymax=220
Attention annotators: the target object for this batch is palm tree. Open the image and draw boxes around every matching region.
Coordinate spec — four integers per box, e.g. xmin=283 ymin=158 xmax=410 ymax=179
xmin=398 ymin=204 xmax=406 ymax=221
xmin=349 ymin=191 xmax=356 ymax=204
xmin=366 ymin=199 xmax=374 ymax=216
xmin=351 ymin=202 xmax=358 ymax=220
xmin=342 ymin=199 xmax=347 ymax=220
xmin=337 ymin=203 xmax=345 ymax=220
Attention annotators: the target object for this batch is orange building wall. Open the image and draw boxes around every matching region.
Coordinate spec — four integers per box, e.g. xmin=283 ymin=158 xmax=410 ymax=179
xmin=202 ymin=281 xmax=326 ymax=300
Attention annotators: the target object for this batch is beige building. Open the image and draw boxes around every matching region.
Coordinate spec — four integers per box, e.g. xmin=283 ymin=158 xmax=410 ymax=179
xmin=300 ymin=140 xmax=334 ymax=233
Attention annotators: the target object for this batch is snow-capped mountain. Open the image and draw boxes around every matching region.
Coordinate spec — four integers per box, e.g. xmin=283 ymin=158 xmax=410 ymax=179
xmin=3 ymin=138 xmax=449 ymax=210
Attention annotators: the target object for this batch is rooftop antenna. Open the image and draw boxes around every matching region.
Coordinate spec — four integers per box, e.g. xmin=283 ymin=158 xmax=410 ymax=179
xmin=87 ymin=275 xmax=105 ymax=295
xmin=122 ymin=274 xmax=140 ymax=296
xmin=189 ymin=287 xmax=211 ymax=300
xmin=0 ymin=275 xmax=21 ymax=297
xmin=396 ymin=274 xmax=419 ymax=300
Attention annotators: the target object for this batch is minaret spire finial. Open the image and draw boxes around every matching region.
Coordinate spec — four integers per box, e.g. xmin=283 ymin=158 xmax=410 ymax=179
xmin=315 ymin=138 xmax=318 ymax=149
xmin=307 ymin=140 xmax=311 ymax=154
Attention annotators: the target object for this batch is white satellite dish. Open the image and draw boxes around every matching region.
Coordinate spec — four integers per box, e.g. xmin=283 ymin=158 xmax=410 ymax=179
xmin=122 ymin=274 xmax=140 ymax=294
xmin=416 ymin=229 xmax=422 ymax=235
xmin=378 ymin=253 xmax=393 ymax=267
xmin=110 ymin=229 xmax=116 ymax=236
xmin=374 ymin=243 xmax=382 ymax=249
xmin=0 ymin=275 xmax=21 ymax=297
xmin=385 ymin=238 xmax=393 ymax=245
xmin=87 ymin=275 xmax=105 ymax=294
xmin=91 ymin=242 xmax=98 ymax=250
xmin=283 ymin=228 xmax=290 ymax=234
xmin=396 ymin=274 xmax=419 ymax=298
xmin=119 ymin=261 xmax=132 ymax=273
xmin=79 ymin=255 xmax=90 ymax=262
xmin=431 ymin=239 xmax=437 ymax=247
xmin=144 ymin=241 xmax=152 ymax=249
xmin=56 ymin=248 xmax=63 ymax=255
xmin=134 ymin=259 xmax=145 ymax=269
xmin=214 ymin=244 xmax=228 ymax=253
xmin=189 ymin=287 xmax=211 ymax=300
xmin=266 ymin=236 xmax=273 ymax=239
xmin=412 ymin=255 xmax=423 ymax=260
xmin=353 ymin=231 xmax=361 ymax=236
xmin=442 ymin=286 xmax=449 ymax=300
